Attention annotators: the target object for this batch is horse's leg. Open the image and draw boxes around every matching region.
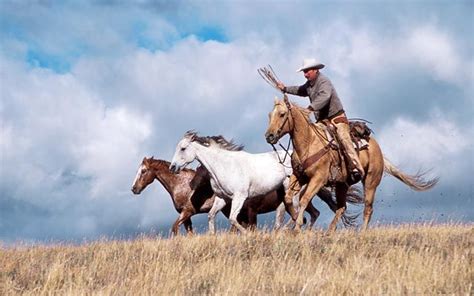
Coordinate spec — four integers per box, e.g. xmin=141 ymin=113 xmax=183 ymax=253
xmin=208 ymin=196 xmax=227 ymax=234
xmin=247 ymin=208 xmax=257 ymax=231
xmin=183 ymin=218 xmax=193 ymax=235
xmin=295 ymin=175 xmax=326 ymax=231
xmin=305 ymin=202 xmax=320 ymax=229
xmin=317 ymin=186 xmax=337 ymax=212
xmin=171 ymin=217 xmax=181 ymax=236
xmin=361 ymin=172 xmax=382 ymax=231
xmin=284 ymin=174 xmax=302 ymax=222
xmin=274 ymin=203 xmax=286 ymax=230
xmin=361 ymin=187 xmax=376 ymax=231
xmin=360 ymin=144 xmax=384 ymax=231
xmin=171 ymin=211 xmax=193 ymax=236
xmin=228 ymin=195 xmax=248 ymax=234
xmin=327 ymin=183 xmax=348 ymax=234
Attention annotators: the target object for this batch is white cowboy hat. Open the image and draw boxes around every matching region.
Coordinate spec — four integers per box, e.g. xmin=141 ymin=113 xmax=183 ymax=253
xmin=296 ymin=58 xmax=325 ymax=72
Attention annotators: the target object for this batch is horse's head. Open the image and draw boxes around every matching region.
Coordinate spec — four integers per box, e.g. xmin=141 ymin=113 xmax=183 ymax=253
xmin=131 ymin=156 xmax=156 ymax=194
xmin=169 ymin=131 xmax=198 ymax=174
xmin=265 ymin=97 xmax=292 ymax=144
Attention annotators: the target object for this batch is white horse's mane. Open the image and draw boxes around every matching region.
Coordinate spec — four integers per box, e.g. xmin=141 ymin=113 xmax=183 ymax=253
xmin=184 ymin=130 xmax=244 ymax=151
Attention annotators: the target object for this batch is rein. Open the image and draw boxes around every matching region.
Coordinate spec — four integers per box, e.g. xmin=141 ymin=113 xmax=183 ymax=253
xmin=283 ymin=99 xmax=335 ymax=171
xmin=270 ymin=136 xmax=292 ymax=169
xmin=270 ymin=95 xmax=293 ymax=168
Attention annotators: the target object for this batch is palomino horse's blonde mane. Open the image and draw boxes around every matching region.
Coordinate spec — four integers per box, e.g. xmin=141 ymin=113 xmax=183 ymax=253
xmin=274 ymin=99 xmax=328 ymax=140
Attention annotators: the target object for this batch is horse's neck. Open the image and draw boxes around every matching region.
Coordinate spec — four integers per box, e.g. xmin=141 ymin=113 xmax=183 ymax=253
xmin=290 ymin=107 xmax=325 ymax=158
xmin=193 ymin=143 xmax=236 ymax=195
xmin=151 ymin=160 xmax=183 ymax=197
xmin=193 ymin=144 xmax=230 ymax=176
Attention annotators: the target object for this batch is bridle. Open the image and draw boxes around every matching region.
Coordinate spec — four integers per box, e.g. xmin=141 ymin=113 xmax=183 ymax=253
xmin=269 ymin=96 xmax=336 ymax=172
xmin=269 ymin=95 xmax=294 ymax=168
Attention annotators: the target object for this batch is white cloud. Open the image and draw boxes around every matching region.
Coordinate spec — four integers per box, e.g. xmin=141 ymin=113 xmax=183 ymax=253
xmin=378 ymin=111 xmax=470 ymax=181
xmin=1 ymin=2 xmax=473 ymax=241
xmin=73 ymin=106 xmax=152 ymax=197
xmin=405 ymin=25 xmax=465 ymax=85
xmin=0 ymin=54 xmax=156 ymax=239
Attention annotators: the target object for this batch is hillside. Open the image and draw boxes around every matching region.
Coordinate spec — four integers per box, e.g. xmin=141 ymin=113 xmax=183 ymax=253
xmin=1 ymin=224 xmax=472 ymax=295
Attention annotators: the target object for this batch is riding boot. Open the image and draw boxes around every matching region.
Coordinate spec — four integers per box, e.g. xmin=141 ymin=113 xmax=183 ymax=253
xmin=333 ymin=120 xmax=365 ymax=184
xmin=348 ymin=168 xmax=362 ymax=185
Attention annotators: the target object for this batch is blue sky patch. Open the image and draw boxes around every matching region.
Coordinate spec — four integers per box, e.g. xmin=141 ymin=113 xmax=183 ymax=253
xmin=194 ymin=26 xmax=228 ymax=42
xmin=26 ymin=49 xmax=71 ymax=73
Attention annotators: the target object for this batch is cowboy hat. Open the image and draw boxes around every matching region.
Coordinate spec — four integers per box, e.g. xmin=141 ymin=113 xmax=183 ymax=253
xmin=296 ymin=58 xmax=325 ymax=72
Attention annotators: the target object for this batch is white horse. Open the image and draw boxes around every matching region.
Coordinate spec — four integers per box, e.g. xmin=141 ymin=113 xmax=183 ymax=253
xmin=169 ymin=131 xmax=294 ymax=233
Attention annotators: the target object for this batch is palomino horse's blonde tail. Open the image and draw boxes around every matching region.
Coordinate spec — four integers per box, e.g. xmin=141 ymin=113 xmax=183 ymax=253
xmin=383 ymin=157 xmax=439 ymax=191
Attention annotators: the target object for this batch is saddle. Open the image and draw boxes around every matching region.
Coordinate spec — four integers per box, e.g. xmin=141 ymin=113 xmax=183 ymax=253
xmin=327 ymin=120 xmax=372 ymax=183
xmin=321 ymin=120 xmax=371 ymax=152
xmin=292 ymin=120 xmax=372 ymax=185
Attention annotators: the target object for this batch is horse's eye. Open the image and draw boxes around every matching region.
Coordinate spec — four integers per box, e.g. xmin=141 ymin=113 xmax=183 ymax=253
xmin=180 ymin=147 xmax=186 ymax=151
xmin=279 ymin=112 xmax=285 ymax=118
xmin=141 ymin=168 xmax=147 ymax=174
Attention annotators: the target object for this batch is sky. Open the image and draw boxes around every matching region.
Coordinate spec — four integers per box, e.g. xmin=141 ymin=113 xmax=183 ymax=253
xmin=0 ymin=0 xmax=473 ymax=244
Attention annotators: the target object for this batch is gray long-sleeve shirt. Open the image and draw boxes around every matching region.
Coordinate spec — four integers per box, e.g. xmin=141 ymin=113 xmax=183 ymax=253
xmin=285 ymin=73 xmax=344 ymax=120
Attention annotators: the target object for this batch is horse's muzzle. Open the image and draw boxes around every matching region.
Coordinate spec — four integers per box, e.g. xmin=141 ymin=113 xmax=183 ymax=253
xmin=169 ymin=163 xmax=179 ymax=174
xmin=131 ymin=186 xmax=141 ymax=195
xmin=265 ymin=132 xmax=278 ymax=144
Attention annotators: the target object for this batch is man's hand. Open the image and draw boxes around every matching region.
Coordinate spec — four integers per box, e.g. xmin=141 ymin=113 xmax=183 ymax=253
xmin=277 ymin=82 xmax=286 ymax=92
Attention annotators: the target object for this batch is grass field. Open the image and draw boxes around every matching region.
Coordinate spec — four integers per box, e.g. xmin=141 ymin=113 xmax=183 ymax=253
xmin=1 ymin=223 xmax=472 ymax=295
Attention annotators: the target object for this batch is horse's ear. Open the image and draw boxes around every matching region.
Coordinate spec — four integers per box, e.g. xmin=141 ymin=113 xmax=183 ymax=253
xmin=150 ymin=156 xmax=154 ymax=160
xmin=274 ymin=96 xmax=279 ymax=104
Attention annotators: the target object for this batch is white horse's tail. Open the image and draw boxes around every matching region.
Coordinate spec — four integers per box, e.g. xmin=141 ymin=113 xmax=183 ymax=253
xmin=383 ymin=157 xmax=439 ymax=191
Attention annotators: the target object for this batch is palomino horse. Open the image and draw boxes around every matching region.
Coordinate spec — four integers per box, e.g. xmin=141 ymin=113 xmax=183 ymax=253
xmin=132 ymin=157 xmax=343 ymax=234
xmin=169 ymin=131 xmax=359 ymax=233
xmin=265 ymin=97 xmax=438 ymax=232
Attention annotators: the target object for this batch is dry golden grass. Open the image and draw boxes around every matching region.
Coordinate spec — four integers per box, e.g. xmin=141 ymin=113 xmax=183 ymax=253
xmin=1 ymin=223 xmax=472 ymax=295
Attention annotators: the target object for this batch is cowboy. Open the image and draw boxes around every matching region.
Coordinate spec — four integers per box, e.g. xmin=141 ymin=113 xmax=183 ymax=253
xmin=277 ymin=58 xmax=364 ymax=183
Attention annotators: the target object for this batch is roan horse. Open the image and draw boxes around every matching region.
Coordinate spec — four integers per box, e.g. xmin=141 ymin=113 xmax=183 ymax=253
xmin=169 ymin=131 xmax=360 ymax=233
xmin=265 ymin=97 xmax=438 ymax=232
xmin=132 ymin=157 xmax=215 ymax=235
xmin=131 ymin=157 xmax=348 ymax=234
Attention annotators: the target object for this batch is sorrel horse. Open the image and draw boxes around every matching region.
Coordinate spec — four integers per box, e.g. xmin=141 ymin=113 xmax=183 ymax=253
xmin=131 ymin=157 xmax=343 ymax=234
xmin=265 ymin=97 xmax=438 ymax=232
xmin=169 ymin=131 xmax=353 ymax=234
xmin=132 ymin=157 xmax=215 ymax=235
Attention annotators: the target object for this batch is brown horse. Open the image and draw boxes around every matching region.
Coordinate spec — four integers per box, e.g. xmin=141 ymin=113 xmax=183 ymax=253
xmin=131 ymin=157 xmax=351 ymax=235
xmin=265 ymin=97 xmax=438 ymax=232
